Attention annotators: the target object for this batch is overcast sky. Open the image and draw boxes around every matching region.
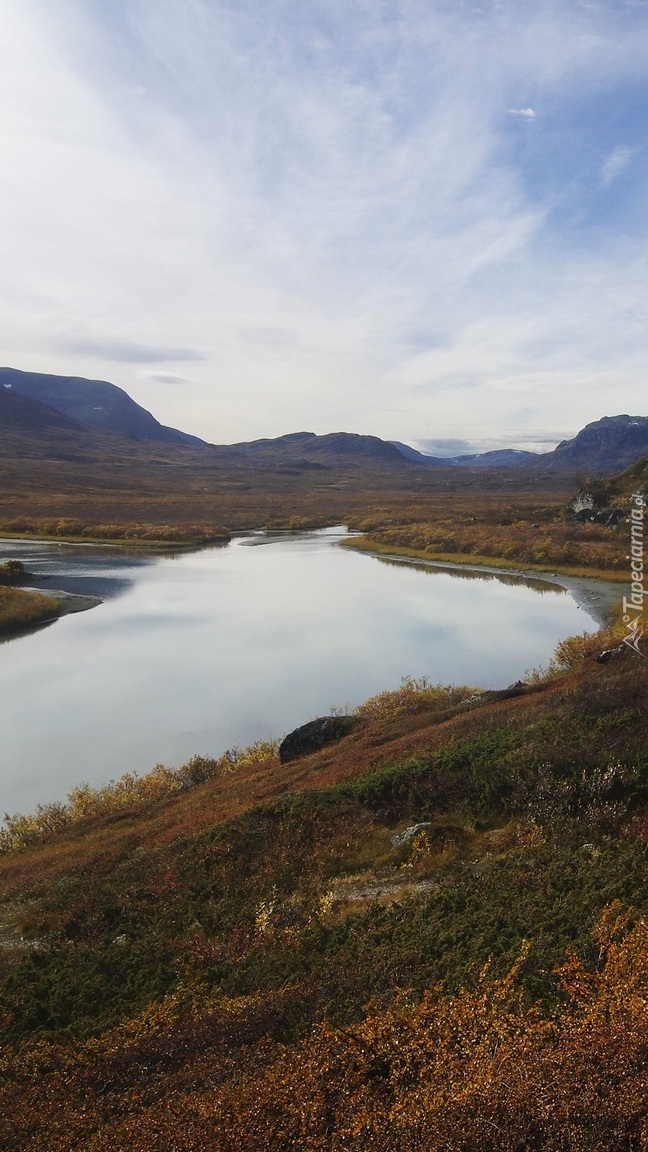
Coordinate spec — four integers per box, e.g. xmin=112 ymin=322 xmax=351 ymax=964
xmin=1 ymin=0 xmax=647 ymax=451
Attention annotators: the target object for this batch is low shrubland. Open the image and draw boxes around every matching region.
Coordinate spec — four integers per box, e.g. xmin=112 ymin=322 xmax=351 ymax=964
xmin=345 ymin=515 xmax=629 ymax=577
xmin=0 ymin=636 xmax=646 ymax=1149
xmin=0 ymin=515 xmax=230 ymax=546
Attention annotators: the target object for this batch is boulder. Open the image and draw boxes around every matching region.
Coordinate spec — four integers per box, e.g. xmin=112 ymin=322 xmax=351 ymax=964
xmin=279 ymin=715 xmax=355 ymax=764
xmin=391 ymin=823 xmax=433 ymax=848
xmin=594 ymin=645 xmax=625 ymax=664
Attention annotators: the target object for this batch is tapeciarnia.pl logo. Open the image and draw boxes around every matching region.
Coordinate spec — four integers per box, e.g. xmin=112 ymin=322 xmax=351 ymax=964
xmin=622 ymin=491 xmax=645 ymax=657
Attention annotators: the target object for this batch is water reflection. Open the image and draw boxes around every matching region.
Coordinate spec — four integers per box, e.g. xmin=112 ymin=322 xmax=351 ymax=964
xmin=375 ymin=555 xmax=565 ymax=595
xmin=0 ymin=618 xmax=57 ymax=647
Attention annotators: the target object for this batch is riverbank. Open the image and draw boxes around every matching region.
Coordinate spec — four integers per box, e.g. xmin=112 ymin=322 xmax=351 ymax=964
xmin=0 ymin=530 xmax=230 ymax=550
xmin=341 ymin=537 xmax=624 ymax=628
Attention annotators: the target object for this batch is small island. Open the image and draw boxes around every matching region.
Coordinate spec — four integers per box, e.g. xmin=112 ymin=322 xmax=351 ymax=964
xmin=0 ymin=559 xmax=100 ymax=636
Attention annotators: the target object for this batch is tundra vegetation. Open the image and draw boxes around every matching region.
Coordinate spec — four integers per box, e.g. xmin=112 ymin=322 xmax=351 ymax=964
xmin=0 ymin=633 xmax=646 ymax=1150
xmin=0 ymin=485 xmax=632 ymax=575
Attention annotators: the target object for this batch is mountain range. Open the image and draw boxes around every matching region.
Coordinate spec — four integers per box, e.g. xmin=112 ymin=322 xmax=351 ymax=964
xmin=1 ymin=366 xmax=647 ymax=477
xmin=391 ymin=418 xmax=648 ymax=472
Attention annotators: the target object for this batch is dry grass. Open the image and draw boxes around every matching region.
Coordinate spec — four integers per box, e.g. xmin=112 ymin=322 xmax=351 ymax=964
xmin=0 ymin=586 xmax=59 ymax=634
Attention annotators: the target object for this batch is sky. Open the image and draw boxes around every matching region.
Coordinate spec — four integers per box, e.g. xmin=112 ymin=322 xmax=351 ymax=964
xmin=1 ymin=0 xmax=647 ymax=453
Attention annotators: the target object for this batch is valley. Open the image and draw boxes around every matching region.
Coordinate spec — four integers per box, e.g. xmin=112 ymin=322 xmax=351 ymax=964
xmin=0 ymin=367 xmax=646 ymax=1150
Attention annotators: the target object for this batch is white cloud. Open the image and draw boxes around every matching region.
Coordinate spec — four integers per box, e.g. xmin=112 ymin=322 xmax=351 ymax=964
xmin=143 ymin=372 xmax=192 ymax=386
xmin=600 ymin=144 xmax=635 ymax=186
xmin=0 ymin=0 xmax=647 ymax=445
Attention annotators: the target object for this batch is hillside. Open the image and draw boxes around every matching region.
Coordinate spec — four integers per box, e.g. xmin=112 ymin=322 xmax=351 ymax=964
xmin=604 ymin=452 xmax=648 ymax=500
xmin=0 ymin=386 xmax=87 ymax=436
xmin=0 ymin=367 xmax=207 ymax=447
xmin=0 ymin=641 xmax=646 ymax=1149
xmin=224 ymin=430 xmax=414 ymax=466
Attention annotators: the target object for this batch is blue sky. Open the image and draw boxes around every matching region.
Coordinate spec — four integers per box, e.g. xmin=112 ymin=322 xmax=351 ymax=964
xmin=1 ymin=0 xmax=647 ymax=451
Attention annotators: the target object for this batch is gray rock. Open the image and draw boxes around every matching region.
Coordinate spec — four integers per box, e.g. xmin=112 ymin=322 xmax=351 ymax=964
xmin=569 ymin=492 xmax=596 ymax=515
xmin=279 ymin=715 xmax=355 ymax=764
xmin=391 ymin=822 xmax=433 ymax=848
xmin=595 ymin=645 xmax=625 ymax=664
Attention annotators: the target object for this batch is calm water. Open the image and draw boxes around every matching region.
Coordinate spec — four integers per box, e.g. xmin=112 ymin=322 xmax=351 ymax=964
xmin=0 ymin=528 xmax=599 ymax=816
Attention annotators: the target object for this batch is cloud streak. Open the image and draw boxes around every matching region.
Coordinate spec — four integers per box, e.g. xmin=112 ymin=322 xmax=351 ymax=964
xmin=0 ymin=0 xmax=647 ymax=445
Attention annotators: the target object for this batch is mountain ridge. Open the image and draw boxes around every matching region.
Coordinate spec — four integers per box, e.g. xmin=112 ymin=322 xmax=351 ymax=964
xmin=2 ymin=367 xmax=647 ymax=477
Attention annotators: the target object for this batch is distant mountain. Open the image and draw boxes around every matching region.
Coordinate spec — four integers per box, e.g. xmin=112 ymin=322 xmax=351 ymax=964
xmin=393 ymin=417 xmax=648 ymax=475
xmin=227 ymin=431 xmax=411 ymax=467
xmin=390 ymin=442 xmax=538 ymax=467
xmin=537 ymin=415 xmax=648 ymax=474
xmin=446 ymin=449 xmax=539 ymax=468
xmin=388 ymin=441 xmax=437 ymax=463
xmin=0 ymin=368 xmax=207 ymax=447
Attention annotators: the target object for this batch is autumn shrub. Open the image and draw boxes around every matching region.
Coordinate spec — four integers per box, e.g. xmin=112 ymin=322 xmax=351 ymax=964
xmin=0 ymin=516 xmax=230 ymax=545
xmin=0 ymin=743 xmax=279 ymax=854
xmin=1 ymin=907 xmax=646 ymax=1151
xmin=354 ymin=676 xmax=478 ymax=721
xmin=216 ymin=739 xmax=279 ymax=771
xmin=516 ymin=759 xmax=641 ymax=833
xmin=0 ymin=559 xmax=29 ymax=585
xmin=553 ymin=620 xmax=626 ymax=668
xmin=357 ymin=513 xmax=627 ymax=574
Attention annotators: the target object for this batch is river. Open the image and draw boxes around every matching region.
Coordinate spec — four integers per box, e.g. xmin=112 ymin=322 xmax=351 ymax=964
xmin=0 ymin=528 xmax=610 ymax=816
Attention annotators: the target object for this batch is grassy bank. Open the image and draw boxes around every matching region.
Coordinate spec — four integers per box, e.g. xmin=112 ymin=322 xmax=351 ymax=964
xmin=0 ymin=519 xmax=232 ymax=549
xmin=0 ymin=586 xmax=60 ymax=635
xmin=0 ymin=639 xmax=646 ymax=1148
xmin=342 ymin=533 xmax=629 ymax=583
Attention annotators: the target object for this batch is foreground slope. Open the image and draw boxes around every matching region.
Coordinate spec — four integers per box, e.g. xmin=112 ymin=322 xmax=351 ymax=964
xmin=0 ymin=641 xmax=646 ymax=1150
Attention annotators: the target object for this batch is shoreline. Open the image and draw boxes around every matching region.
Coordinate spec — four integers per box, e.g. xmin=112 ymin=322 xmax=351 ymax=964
xmin=27 ymin=587 xmax=103 ymax=617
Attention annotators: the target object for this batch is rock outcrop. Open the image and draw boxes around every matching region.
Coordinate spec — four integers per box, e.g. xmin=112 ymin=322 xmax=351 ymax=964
xmin=279 ymin=715 xmax=356 ymax=764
